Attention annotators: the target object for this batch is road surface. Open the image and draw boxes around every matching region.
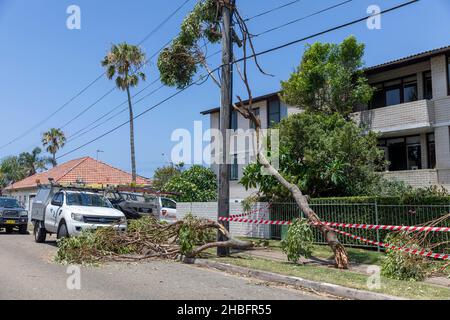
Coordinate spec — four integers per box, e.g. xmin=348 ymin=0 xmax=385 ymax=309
xmin=0 ymin=232 xmax=330 ymax=300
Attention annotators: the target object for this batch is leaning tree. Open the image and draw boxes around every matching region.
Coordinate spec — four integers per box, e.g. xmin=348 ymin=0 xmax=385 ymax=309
xmin=158 ymin=0 xmax=349 ymax=268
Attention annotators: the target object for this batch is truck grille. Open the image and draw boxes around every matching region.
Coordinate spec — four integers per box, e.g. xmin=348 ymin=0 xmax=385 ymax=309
xmin=83 ymin=216 xmax=122 ymax=224
xmin=2 ymin=211 xmax=19 ymax=218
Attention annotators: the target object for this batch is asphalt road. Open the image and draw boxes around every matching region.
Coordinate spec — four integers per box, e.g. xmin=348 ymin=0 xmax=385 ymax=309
xmin=0 ymin=231 xmax=329 ymax=300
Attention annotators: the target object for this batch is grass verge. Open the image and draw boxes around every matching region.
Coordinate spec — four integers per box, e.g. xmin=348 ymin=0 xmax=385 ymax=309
xmin=209 ymin=254 xmax=450 ymax=300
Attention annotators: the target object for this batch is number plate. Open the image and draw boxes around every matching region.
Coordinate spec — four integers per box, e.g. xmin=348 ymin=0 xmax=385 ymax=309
xmin=5 ymin=220 xmax=16 ymax=225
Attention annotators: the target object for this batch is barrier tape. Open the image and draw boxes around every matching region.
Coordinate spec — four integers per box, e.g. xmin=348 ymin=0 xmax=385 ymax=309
xmin=321 ymin=222 xmax=450 ymax=233
xmin=219 ymin=217 xmax=291 ymax=225
xmin=326 ymin=225 xmax=450 ymax=261
xmin=222 ymin=216 xmax=450 ymax=233
xmin=219 ymin=217 xmax=450 ymax=260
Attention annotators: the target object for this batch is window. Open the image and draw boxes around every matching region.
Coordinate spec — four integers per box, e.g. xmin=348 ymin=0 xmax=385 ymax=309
xmin=371 ymin=84 xmax=385 ymax=109
xmin=231 ymin=110 xmax=238 ymax=130
xmin=230 ymin=154 xmax=238 ymax=181
xmin=161 ymin=198 xmax=176 ymax=209
xmin=406 ymin=136 xmax=421 ymax=170
xmin=369 ymin=75 xmax=418 ymax=109
xmin=379 ymin=135 xmax=422 ymax=171
xmin=403 ymin=76 xmax=418 ymax=103
xmin=427 ymin=133 xmax=436 ymax=169
xmin=423 ymin=71 xmax=433 ymax=100
xmin=66 ymin=192 xmax=112 ymax=208
xmin=268 ymin=98 xmax=281 ymax=128
xmin=52 ymin=193 xmax=64 ymax=205
xmin=250 ymin=108 xmax=260 ymax=129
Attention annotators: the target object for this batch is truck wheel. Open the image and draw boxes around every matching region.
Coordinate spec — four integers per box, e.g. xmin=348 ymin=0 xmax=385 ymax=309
xmin=19 ymin=224 xmax=28 ymax=235
xmin=34 ymin=221 xmax=47 ymax=243
xmin=57 ymin=222 xmax=69 ymax=240
xmin=5 ymin=226 xmax=13 ymax=234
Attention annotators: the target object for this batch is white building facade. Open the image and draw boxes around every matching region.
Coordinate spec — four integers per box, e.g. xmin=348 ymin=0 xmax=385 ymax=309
xmin=202 ymin=46 xmax=450 ymax=198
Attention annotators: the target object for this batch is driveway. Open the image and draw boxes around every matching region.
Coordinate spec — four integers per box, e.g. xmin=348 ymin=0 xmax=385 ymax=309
xmin=0 ymin=232 xmax=330 ymax=300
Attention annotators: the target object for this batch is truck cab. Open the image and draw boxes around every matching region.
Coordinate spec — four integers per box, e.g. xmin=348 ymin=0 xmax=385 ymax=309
xmin=105 ymin=190 xmax=177 ymax=224
xmin=31 ymin=186 xmax=127 ymax=243
xmin=0 ymin=197 xmax=28 ymax=234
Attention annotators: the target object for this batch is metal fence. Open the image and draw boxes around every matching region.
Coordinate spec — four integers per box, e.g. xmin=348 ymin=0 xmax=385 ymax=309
xmin=269 ymin=202 xmax=450 ymax=251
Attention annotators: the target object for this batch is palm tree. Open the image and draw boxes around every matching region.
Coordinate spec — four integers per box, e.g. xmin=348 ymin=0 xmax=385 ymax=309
xmin=42 ymin=128 xmax=66 ymax=167
xmin=19 ymin=147 xmax=50 ymax=176
xmin=101 ymin=42 xmax=146 ymax=184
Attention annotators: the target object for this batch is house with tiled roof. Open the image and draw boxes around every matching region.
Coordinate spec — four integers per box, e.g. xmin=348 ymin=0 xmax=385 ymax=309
xmin=2 ymin=157 xmax=151 ymax=211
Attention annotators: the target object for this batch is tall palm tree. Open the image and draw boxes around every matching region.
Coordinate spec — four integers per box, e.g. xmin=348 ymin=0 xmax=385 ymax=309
xmin=18 ymin=147 xmax=50 ymax=176
xmin=101 ymin=42 xmax=146 ymax=184
xmin=42 ymin=128 xmax=66 ymax=167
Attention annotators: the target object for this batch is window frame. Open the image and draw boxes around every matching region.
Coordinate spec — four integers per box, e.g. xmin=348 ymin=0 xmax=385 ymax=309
xmin=427 ymin=133 xmax=436 ymax=169
xmin=267 ymin=97 xmax=281 ymax=128
xmin=229 ymin=154 xmax=239 ymax=181
xmin=378 ymin=134 xmax=423 ymax=171
xmin=369 ymin=74 xmax=418 ymax=109
xmin=423 ymin=70 xmax=433 ymax=100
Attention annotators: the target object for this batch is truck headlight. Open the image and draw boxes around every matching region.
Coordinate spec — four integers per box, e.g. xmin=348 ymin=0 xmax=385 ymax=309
xmin=71 ymin=213 xmax=84 ymax=222
xmin=19 ymin=210 xmax=28 ymax=217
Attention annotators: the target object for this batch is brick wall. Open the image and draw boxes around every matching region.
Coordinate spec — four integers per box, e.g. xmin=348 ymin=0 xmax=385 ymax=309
xmin=381 ymin=170 xmax=439 ymax=187
xmin=177 ymin=202 xmax=271 ymax=239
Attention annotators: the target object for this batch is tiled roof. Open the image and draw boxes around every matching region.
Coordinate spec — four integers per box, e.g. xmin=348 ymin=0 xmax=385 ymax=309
xmin=365 ymin=45 xmax=450 ymax=73
xmin=4 ymin=157 xmax=151 ymax=191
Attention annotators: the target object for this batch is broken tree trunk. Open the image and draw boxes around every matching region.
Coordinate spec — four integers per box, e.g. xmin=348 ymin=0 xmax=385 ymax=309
xmin=258 ymin=152 xmax=349 ymax=269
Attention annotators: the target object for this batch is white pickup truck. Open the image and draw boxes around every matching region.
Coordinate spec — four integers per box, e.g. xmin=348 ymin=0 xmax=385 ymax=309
xmin=31 ymin=186 xmax=127 ymax=243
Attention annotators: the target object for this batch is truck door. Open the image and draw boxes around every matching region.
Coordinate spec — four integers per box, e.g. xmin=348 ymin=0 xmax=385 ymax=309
xmin=160 ymin=197 xmax=177 ymax=223
xmin=45 ymin=192 xmax=63 ymax=233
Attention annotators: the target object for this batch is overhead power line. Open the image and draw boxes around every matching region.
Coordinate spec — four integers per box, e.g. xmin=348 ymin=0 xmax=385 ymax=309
xmin=254 ymin=0 xmax=353 ymax=37
xmin=244 ymin=0 xmax=302 ymax=21
xmin=0 ymin=0 xmax=192 ymax=151
xmin=59 ymin=1 xmax=353 ymax=140
xmin=56 ymin=0 xmax=419 ymax=161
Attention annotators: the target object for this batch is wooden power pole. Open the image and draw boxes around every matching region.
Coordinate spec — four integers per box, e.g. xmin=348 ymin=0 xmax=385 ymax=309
xmin=217 ymin=0 xmax=234 ymax=257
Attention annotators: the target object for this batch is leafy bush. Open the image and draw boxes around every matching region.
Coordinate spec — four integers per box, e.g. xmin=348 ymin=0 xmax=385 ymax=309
xmin=163 ymin=165 xmax=217 ymax=202
xmin=381 ymin=232 xmax=431 ymax=281
xmin=281 ymin=218 xmax=314 ymax=263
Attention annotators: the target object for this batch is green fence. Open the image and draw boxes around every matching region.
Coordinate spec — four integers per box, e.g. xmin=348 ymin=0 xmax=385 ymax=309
xmin=269 ymin=201 xmax=450 ymax=252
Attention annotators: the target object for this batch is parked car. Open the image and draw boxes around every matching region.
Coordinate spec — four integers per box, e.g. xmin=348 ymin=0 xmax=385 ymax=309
xmin=31 ymin=186 xmax=127 ymax=243
xmin=105 ymin=189 xmax=177 ymax=224
xmin=0 ymin=197 xmax=28 ymax=234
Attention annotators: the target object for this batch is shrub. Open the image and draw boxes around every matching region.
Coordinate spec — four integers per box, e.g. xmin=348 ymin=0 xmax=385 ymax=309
xmin=381 ymin=232 xmax=431 ymax=281
xmin=178 ymin=213 xmax=215 ymax=255
xmin=281 ymin=218 xmax=314 ymax=263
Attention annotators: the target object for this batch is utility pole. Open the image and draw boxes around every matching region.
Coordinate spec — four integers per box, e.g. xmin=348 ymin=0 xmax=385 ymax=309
xmin=217 ymin=0 xmax=234 ymax=257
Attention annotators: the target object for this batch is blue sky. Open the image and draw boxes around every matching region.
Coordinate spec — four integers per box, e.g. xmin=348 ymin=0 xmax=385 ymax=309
xmin=0 ymin=0 xmax=449 ymax=178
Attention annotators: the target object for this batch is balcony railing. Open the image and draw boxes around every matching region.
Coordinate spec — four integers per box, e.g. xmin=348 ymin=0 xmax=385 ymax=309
xmin=352 ymin=100 xmax=434 ymax=134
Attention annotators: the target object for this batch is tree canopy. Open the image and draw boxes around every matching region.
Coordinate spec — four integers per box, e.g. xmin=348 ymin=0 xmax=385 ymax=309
xmin=240 ymin=112 xmax=387 ymax=199
xmin=153 ymin=163 xmax=184 ymax=191
xmin=280 ymin=36 xmax=373 ymax=117
xmin=163 ymin=165 xmax=217 ymax=202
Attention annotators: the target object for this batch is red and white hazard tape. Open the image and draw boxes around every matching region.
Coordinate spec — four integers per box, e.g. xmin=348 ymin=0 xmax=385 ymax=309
xmin=321 ymin=222 xmax=450 ymax=233
xmin=219 ymin=217 xmax=291 ymax=225
xmin=326 ymin=225 xmax=450 ymax=261
xmin=218 ymin=217 xmax=450 ymax=260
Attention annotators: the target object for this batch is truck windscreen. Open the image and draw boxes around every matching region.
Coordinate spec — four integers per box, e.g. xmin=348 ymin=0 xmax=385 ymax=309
xmin=66 ymin=193 xmax=112 ymax=208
